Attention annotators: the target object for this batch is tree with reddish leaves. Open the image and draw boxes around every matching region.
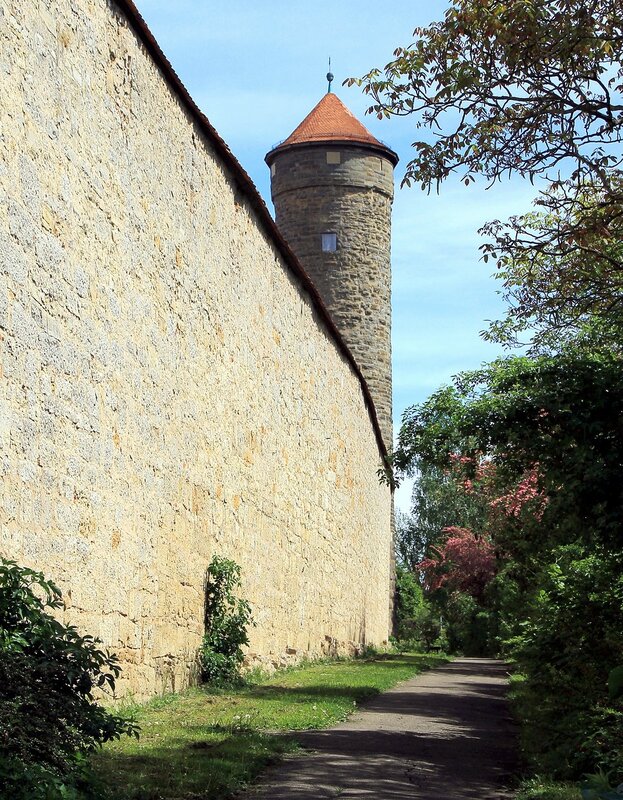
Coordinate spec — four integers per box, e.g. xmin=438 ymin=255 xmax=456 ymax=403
xmin=418 ymin=526 xmax=497 ymax=601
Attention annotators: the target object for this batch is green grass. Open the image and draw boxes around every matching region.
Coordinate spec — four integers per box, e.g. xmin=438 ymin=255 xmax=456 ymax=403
xmin=93 ymin=652 xmax=448 ymax=799
xmin=516 ymin=777 xmax=582 ymax=800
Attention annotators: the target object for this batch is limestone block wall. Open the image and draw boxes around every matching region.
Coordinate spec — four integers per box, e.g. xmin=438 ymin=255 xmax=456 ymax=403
xmin=0 ymin=0 xmax=393 ymax=698
xmin=269 ymin=146 xmax=394 ymax=448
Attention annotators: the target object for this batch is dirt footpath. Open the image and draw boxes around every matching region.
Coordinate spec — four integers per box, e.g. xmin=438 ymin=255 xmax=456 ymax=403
xmin=243 ymin=658 xmax=518 ymax=799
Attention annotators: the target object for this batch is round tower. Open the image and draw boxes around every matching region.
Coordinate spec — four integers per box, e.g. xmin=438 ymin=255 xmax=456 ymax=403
xmin=266 ymin=92 xmax=398 ymax=450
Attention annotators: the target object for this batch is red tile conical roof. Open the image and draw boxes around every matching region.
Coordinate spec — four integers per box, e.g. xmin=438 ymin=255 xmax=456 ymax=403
xmin=268 ymin=93 xmax=398 ymax=164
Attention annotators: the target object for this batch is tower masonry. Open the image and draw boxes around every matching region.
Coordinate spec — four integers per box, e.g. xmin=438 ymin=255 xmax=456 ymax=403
xmin=266 ymin=92 xmax=398 ymax=450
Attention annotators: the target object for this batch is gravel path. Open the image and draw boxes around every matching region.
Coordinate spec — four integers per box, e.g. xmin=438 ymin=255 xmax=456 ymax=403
xmin=243 ymin=657 xmax=518 ymax=799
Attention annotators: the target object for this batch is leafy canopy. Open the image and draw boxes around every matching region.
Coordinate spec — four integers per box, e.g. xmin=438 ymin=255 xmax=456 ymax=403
xmin=0 ymin=559 xmax=138 ymax=799
xmin=349 ymin=0 xmax=623 ymax=191
xmin=348 ymin=0 xmax=623 ymax=346
xmin=391 ymin=348 xmax=623 ymax=777
xmin=395 ymin=462 xmax=487 ymax=571
xmin=418 ymin=527 xmax=496 ymax=600
xmin=480 ymin=183 xmax=623 ymax=350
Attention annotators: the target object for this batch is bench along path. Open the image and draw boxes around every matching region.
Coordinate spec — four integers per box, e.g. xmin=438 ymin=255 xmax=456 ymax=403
xmin=243 ymin=658 xmax=517 ymax=799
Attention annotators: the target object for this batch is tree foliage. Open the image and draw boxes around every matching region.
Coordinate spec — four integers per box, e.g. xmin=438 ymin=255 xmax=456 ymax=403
xmin=392 ymin=565 xmax=446 ymax=652
xmin=351 ymin=0 xmax=623 ymax=189
xmin=418 ymin=527 xmax=496 ymax=600
xmin=395 ymin=350 xmax=623 ymax=547
xmin=351 ymin=0 xmax=623 ymax=187
xmin=0 ymin=559 xmax=138 ymax=799
xmin=200 ymin=556 xmax=254 ymax=686
xmin=391 ymin=348 xmax=623 ymax=778
xmin=395 ymin=462 xmax=486 ymax=570
xmin=480 ymin=186 xmax=623 ymax=350
xmin=348 ymin=0 xmax=623 ymax=345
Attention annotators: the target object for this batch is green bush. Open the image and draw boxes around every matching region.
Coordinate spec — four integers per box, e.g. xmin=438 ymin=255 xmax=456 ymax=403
xmin=392 ymin=567 xmax=446 ymax=651
xmin=393 ymin=566 xmax=425 ymax=639
xmin=508 ymin=546 xmax=623 ymax=779
xmin=200 ymin=556 xmax=254 ymax=685
xmin=0 ymin=559 xmax=138 ymax=799
xmin=444 ymin=591 xmax=495 ymax=656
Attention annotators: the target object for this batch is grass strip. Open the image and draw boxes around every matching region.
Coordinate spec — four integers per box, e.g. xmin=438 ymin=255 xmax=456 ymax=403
xmin=516 ymin=778 xmax=582 ymax=800
xmin=94 ymin=651 xmax=448 ymax=799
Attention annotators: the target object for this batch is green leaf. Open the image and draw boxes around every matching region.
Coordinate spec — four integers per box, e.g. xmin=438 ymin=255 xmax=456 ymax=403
xmin=607 ymin=665 xmax=623 ymax=700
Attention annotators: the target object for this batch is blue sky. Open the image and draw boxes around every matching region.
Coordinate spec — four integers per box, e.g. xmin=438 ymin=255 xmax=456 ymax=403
xmin=136 ymin=0 xmax=538 ymax=510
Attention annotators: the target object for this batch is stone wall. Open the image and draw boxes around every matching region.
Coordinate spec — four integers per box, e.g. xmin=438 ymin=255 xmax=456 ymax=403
xmin=0 ymin=0 xmax=393 ymax=698
xmin=269 ymin=145 xmax=394 ymax=448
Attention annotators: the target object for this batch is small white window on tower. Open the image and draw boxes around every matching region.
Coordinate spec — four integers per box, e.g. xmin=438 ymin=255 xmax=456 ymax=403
xmin=321 ymin=232 xmax=337 ymax=252
xmin=326 ymin=151 xmax=341 ymax=165
xmin=270 ymin=163 xmax=276 ymax=177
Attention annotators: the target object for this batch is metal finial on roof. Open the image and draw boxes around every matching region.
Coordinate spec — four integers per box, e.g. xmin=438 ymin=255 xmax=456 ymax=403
xmin=326 ymin=57 xmax=334 ymax=93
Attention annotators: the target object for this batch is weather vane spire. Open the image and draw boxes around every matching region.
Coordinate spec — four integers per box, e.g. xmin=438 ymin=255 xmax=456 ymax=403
xmin=326 ymin=57 xmax=334 ymax=93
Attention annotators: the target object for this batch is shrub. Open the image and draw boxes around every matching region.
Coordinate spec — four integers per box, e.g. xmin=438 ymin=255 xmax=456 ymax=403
xmin=392 ymin=567 xmax=446 ymax=651
xmin=200 ymin=555 xmax=254 ymax=685
xmin=393 ymin=566 xmax=425 ymax=640
xmin=444 ymin=591 xmax=495 ymax=656
xmin=509 ymin=546 xmax=623 ymax=778
xmin=0 ymin=559 xmax=138 ymax=799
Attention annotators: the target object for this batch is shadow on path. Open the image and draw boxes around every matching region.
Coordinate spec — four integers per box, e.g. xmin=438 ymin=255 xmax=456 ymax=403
xmin=241 ymin=657 xmax=517 ymax=799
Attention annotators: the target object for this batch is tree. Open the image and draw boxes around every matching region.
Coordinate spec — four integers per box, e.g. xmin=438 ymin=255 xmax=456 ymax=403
xmin=0 ymin=560 xmax=138 ymax=799
xmin=391 ymin=348 xmax=623 ymax=778
xmin=350 ymin=0 xmax=623 ymax=190
xmin=393 ymin=565 xmax=425 ymax=641
xmin=418 ymin=527 xmax=496 ymax=600
xmin=395 ymin=461 xmax=487 ymax=570
xmin=480 ymin=186 xmax=623 ymax=349
xmin=200 ymin=555 xmax=254 ymax=685
xmin=348 ymin=0 xmax=623 ymax=344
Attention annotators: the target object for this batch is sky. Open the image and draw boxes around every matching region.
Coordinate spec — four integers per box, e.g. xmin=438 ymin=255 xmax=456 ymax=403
xmin=135 ymin=0 xmax=539 ymax=511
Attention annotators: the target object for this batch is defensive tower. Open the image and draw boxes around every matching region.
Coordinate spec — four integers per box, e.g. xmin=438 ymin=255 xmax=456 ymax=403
xmin=266 ymin=92 xmax=398 ymax=449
